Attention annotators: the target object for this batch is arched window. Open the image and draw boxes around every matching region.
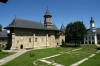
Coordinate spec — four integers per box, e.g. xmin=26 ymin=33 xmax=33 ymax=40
xmin=86 ymin=37 xmax=87 ymax=40
xmin=89 ymin=37 xmax=90 ymax=39
xmin=29 ymin=38 xmax=31 ymax=42
xmin=92 ymin=36 xmax=94 ymax=40
xmin=85 ymin=42 xmax=87 ymax=44
xmin=35 ymin=38 xmax=37 ymax=42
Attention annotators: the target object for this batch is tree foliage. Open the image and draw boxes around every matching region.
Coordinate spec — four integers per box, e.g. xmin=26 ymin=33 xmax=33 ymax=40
xmin=0 ymin=0 xmax=8 ymax=3
xmin=0 ymin=24 xmax=2 ymax=32
xmin=65 ymin=21 xmax=87 ymax=46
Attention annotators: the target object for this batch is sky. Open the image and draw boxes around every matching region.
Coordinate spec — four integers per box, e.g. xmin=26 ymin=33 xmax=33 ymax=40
xmin=0 ymin=0 xmax=100 ymax=29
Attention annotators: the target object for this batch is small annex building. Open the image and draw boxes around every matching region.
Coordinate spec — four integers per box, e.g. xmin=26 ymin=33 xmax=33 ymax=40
xmin=4 ymin=9 xmax=65 ymax=50
xmin=0 ymin=30 xmax=7 ymax=47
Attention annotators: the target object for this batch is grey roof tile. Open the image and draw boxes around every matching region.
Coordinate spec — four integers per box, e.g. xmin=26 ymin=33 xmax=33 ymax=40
xmin=4 ymin=18 xmax=59 ymax=31
xmin=44 ymin=9 xmax=52 ymax=17
xmin=46 ymin=24 xmax=59 ymax=31
xmin=87 ymin=28 xmax=100 ymax=34
xmin=96 ymin=28 xmax=100 ymax=34
xmin=0 ymin=30 xmax=7 ymax=38
xmin=60 ymin=24 xmax=65 ymax=33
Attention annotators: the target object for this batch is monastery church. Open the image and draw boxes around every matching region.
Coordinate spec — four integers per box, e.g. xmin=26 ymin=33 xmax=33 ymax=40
xmin=4 ymin=9 xmax=65 ymax=50
xmin=84 ymin=17 xmax=100 ymax=44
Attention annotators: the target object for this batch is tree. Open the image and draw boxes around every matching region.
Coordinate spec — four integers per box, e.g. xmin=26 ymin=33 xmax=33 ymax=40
xmin=65 ymin=22 xmax=74 ymax=43
xmin=0 ymin=24 xmax=2 ymax=32
xmin=0 ymin=0 xmax=8 ymax=3
xmin=65 ymin=21 xmax=87 ymax=46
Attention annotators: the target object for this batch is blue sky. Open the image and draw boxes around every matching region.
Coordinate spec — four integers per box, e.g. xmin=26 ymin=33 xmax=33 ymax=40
xmin=0 ymin=0 xmax=100 ymax=29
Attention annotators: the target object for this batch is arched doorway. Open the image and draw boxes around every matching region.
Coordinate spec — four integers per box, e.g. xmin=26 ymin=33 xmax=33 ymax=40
xmin=20 ymin=45 xmax=23 ymax=49
xmin=89 ymin=41 xmax=91 ymax=44
xmin=92 ymin=42 xmax=94 ymax=44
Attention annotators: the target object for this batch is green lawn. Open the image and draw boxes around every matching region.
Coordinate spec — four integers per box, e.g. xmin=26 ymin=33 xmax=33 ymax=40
xmin=48 ymin=45 xmax=98 ymax=66
xmin=0 ymin=46 xmax=5 ymax=50
xmin=0 ymin=46 xmax=14 ymax=59
xmin=2 ymin=46 xmax=76 ymax=66
xmin=0 ymin=52 xmax=14 ymax=59
xmin=2 ymin=44 xmax=100 ymax=66
xmin=79 ymin=51 xmax=100 ymax=66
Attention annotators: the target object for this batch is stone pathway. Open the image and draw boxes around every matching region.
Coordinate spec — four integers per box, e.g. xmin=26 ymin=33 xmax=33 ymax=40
xmin=70 ymin=50 xmax=100 ymax=66
xmin=42 ymin=54 xmax=61 ymax=60
xmin=95 ymin=44 xmax=100 ymax=47
xmin=0 ymin=50 xmax=28 ymax=66
xmin=33 ymin=48 xmax=82 ymax=66
xmin=40 ymin=59 xmax=64 ymax=66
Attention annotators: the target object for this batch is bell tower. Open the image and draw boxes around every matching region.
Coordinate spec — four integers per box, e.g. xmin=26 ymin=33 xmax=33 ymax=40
xmin=90 ymin=17 xmax=97 ymax=44
xmin=90 ymin=17 xmax=95 ymax=28
xmin=90 ymin=17 xmax=96 ymax=32
xmin=44 ymin=8 xmax=52 ymax=27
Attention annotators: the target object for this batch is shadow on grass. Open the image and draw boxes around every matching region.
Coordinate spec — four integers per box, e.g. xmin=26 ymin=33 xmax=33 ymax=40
xmin=66 ymin=45 xmax=80 ymax=48
xmin=60 ymin=43 xmax=81 ymax=48
xmin=96 ymin=47 xmax=100 ymax=50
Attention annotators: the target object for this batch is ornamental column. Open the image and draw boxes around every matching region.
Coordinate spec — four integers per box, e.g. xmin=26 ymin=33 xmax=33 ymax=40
xmin=11 ymin=33 xmax=15 ymax=50
xmin=46 ymin=34 xmax=48 ymax=48
xmin=33 ymin=33 xmax=35 ymax=48
xmin=94 ymin=33 xmax=97 ymax=44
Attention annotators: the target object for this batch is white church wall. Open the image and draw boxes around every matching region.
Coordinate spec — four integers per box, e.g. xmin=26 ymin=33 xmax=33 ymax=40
xmin=84 ymin=32 xmax=97 ymax=44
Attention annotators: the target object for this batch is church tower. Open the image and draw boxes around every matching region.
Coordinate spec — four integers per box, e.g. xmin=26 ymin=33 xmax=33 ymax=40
xmin=90 ymin=17 xmax=95 ymax=29
xmin=90 ymin=17 xmax=97 ymax=44
xmin=44 ymin=8 xmax=52 ymax=27
xmin=90 ymin=17 xmax=96 ymax=32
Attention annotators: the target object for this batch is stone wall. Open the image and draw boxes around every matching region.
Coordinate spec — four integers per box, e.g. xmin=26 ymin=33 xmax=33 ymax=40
xmin=8 ymin=29 xmax=65 ymax=50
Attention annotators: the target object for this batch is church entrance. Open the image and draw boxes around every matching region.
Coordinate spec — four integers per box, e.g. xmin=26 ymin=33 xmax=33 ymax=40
xmin=89 ymin=41 xmax=91 ymax=44
xmin=92 ymin=42 xmax=94 ymax=44
xmin=20 ymin=45 xmax=23 ymax=49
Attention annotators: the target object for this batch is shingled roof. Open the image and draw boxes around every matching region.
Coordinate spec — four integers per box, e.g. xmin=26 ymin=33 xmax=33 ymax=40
xmin=4 ymin=18 xmax=59 ymax=31
xmin=96 ymin=28 xmax=100 ymax=34
xmin=0 ymin=30 xmax=7 ymax=38
xmin=87 ymin=28 xmax=100 ymax=35
xmin=60 ymin=24 xmax=65 ymax=33
xmin=44 ymin=8 xmax=52 ymax=17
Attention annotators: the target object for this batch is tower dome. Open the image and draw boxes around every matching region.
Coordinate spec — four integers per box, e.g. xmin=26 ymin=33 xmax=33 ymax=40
xmin=44 ymin=8 xmax=52 ymax=27
xmin=90 ymin=17 xmax=95 ymax=28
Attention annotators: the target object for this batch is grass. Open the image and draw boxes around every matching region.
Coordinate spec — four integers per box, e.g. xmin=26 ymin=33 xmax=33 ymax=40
xmin=2 ymin=47 xmax=75 ymax=66
xmin=79 ymin=49 xmax=100 ymax=66
xmin=2 ymin=44 xmax=100 ymax=66
xmin=0 ymin=46 xmax=5 ymax=50
xmin=48 ymin=45 xmax=97 ymax=66
xmin=0 ymin=46 xmax=14 ymax=59
xmin=0 ymin=52 xmax=14 ymax=59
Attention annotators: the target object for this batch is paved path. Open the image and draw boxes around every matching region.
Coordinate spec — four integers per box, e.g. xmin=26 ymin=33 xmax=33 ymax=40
xmin=95 ymin=44 xmax=100 ymax=47
xmin=40 ymin=59 xmax=64 ymax=66
xmin=0 ymin=50 xmax=28 ymax=66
